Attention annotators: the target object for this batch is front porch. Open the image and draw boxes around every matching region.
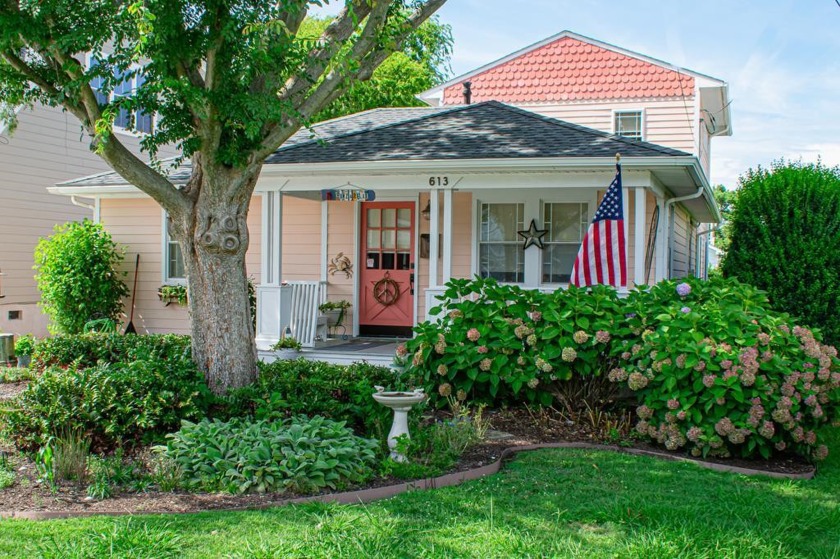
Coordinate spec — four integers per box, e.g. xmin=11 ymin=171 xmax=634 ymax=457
xmin=258 ymin=336 xmax=401 ymax=367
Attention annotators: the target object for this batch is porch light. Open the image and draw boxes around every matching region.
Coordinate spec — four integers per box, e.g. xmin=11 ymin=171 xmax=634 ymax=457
xmin=421 ymin=201 xmax=431 ymax=221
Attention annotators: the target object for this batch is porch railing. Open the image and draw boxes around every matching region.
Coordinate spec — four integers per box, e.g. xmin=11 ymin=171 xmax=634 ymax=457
xmin=256 ymin=280 xmax=327 ymax=348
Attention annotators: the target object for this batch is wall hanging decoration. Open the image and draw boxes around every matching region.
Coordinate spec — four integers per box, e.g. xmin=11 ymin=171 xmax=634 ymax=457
xmin=372 ymin=271 xmax=401 ymax=306
xmin=518 ymin=219 xmax=548 ymax=250
xmin=328 ymin=252 xmax=353 ymax=278
xmin=320 ymin=182 xmax=376 ymax=202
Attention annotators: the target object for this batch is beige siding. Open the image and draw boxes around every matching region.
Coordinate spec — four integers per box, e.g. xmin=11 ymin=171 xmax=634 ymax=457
xmin=100 ymin=196 xmax=262 ymax=335
xmin=0 ymin=104 xmax=168 ymax=336
xmin=283 ymin=196 xmax=323 ymax=281
xmin=671 ymin=205 xmax=690 ymax=278
xmin=521 ymin=98 xmax=697 ymax=156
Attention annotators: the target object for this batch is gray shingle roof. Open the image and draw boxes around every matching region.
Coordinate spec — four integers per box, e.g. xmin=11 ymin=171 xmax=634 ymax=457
xmin=58 ymin=101 xmax=688 ymax=188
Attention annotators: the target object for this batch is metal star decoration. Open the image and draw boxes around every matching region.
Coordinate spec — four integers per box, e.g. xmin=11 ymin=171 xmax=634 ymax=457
xmin=518 ymin=219 xmax=548 ymax=250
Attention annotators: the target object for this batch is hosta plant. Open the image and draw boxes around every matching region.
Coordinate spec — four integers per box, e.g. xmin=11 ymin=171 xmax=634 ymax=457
xmin=161 ymin=416 xmax=378 ymax=494
xmin=405 ymin=277 xmax=625 ymax=409
xmin=612 ymin=277 xmax=840 ymax=461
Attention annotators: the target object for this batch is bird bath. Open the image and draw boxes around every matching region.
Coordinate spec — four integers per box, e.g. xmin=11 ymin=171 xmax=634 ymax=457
xmin=372 ymin=386 xmax=427 ymax=462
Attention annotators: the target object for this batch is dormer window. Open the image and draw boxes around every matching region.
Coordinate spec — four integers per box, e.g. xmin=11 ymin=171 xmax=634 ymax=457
xmin=614 ymin=110 xmax=644 ymax=141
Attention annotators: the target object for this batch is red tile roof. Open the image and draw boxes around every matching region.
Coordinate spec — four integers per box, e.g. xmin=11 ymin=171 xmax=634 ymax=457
xmin=442 ymin=36 xmax=695 ymax=104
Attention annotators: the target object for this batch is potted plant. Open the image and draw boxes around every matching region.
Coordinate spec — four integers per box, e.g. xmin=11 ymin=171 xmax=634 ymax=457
xmin=158 ymin=284 xmax=188 ymax=306
xmin=270 ymin=336 xmax=302 ymax=360
xmin=318 ymin=300 xmax=351 ymax=331
xmin=14 ymin=334 xmax=35 ymax=368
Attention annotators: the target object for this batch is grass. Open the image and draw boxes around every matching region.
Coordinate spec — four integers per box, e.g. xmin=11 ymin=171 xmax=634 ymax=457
xmin=0 ymin=428 xmax=838 ymax=558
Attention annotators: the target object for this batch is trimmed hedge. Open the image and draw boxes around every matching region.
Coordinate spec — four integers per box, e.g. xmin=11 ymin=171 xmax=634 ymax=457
xmin=4 ymin=335 xmax=210 ymax=452
xmin=722 ymin=161 xmax=840 ymax=346
xmin=31 ymin=333 xmax=192 ymax=370
xmin=223 ymin=360 xmax=406 ymax=437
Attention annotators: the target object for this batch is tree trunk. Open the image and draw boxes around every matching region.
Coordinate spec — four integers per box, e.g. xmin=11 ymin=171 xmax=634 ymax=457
xmin=175 ymin=158 xmax=261 ymax=395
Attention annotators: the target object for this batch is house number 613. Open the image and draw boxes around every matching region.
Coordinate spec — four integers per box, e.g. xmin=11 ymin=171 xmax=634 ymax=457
xmin=428 ymin=176 xmax=449 ymax=186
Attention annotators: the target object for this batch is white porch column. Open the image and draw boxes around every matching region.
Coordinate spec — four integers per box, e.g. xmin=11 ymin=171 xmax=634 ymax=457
xmin=429 ymin=189 xmax=440 ymax=286
xmin=256 ymin=191 xmax=284 ymax=348
xmin=634 ymin=187 xmax=646 ymax=286
xmin=442 ymin=188 xmax=453 ymax=283
xmin=320 ymin=201 xmax=328 ymax=284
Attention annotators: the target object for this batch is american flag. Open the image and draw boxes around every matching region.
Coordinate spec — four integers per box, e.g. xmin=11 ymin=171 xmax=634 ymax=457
xmin=571 ymin=163 xmax=626 ymax=288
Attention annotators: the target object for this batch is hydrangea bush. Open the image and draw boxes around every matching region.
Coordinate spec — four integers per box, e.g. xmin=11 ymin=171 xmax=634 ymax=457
xmin=404 ymin=277 xmax=624 ymax=409
xmin=613 ymin=277 xmax=840 ymax=461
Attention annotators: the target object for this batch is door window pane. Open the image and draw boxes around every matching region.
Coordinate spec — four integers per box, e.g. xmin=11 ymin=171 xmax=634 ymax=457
xmin=383 ymin=208 xmax=396 ymax=228
xmin=367 ymin=209 xmax=381 ymax=228
xmin=367 ymin=230 xmax=381 ymax=249
xmin=382 ymin=230 xmax=395 ymax=249
xmin=397 ymin=208 xmax=411 ymax=228
xmin=397 ymin=230 xmax=410 ymax=250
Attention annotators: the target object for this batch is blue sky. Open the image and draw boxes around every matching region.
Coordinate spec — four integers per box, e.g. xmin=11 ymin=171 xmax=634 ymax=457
xmin=322 ymin=1 xmax=840 ymax=188
xmin=432 ymin=0 xmax=840 ymax=188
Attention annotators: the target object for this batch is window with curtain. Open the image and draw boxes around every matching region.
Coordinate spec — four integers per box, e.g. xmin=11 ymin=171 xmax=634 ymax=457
xmin=479 ymin=202 xmax=524 ymax=283
xmin=542 ymin=202 xmax=589 ymax=284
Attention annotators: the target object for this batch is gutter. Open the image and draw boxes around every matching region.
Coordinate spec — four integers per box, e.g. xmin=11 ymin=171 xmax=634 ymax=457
xmin=665 ymin=187 xmax=704 ymax=278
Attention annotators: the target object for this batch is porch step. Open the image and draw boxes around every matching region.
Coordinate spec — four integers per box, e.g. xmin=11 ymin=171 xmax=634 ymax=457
xmin=258 ymin=348 xmax=394 ymax=368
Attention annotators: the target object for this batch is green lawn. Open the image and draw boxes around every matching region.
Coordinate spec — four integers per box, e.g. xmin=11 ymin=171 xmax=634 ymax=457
xmin=2 ymin=428 xmax=839 ymax=559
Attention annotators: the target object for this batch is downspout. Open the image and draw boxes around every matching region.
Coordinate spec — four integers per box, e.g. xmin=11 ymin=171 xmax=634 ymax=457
xmin=664 ymin=187 xmax=704 ymax=279
xmin=696 ymin=225 xmax=720 ymax=279
xmin=70 ymin=196 xmax=95 ymax=212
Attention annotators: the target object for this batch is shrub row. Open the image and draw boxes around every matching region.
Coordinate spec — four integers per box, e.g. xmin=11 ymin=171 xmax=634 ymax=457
xmin=223 ymin=359 xmax=406 ymax=438
xmin=31 ymin=333 xmax=192 ymax=371
xmin=4 ymin=358 xmax=211 ymax=452
xmin=161 ymin=416 xmax=378 ymax=494
xmin=405 ymin=276 xmax=840 ymax=461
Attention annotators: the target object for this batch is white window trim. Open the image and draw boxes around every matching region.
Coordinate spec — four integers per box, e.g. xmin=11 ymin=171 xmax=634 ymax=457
xmin=86 ymin=53 xmax=155 ymax=137
xmin=539 ymin=200 xmax=592 ymax=289
xmin=472 ymin=189 xmax=598 ymax=289
xmin=161 ymin=209 xmax=186 ymax=285
xmin=476 ymin=200 xmax=527 ymax=285
xmin=612 ymin=108 xmax=645 ymax=141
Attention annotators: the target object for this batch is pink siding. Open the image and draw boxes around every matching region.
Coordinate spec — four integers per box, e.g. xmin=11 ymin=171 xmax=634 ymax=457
xmin=100 ymin=196 xmax=262 ymax=334
xmin=281 ymin=196 xmax=322 ymax=281
xmin=443 ymin=36 xmax=695 ymax=105
xmin=324 ymin=202 xmax=355 ymax=323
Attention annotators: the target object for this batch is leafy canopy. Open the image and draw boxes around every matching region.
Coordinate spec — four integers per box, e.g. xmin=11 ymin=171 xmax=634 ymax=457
xmin=0 ymin=1 xmax=447 ymax=206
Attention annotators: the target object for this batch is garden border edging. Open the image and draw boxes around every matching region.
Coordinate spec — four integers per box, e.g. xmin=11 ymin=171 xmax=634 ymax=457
xmin=0 ymin=442 xmax=814 ymax=521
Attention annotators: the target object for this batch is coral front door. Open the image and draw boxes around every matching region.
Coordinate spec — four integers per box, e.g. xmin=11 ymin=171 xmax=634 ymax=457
xmin=359 ymin=202 xmax=415 ymax=336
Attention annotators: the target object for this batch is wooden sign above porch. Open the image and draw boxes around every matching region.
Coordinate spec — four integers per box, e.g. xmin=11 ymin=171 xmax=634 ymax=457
xmin=320 ymin=182 xmax=376 ymax=202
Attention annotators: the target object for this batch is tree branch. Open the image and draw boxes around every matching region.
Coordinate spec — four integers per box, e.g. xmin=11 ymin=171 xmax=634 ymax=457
xmin=276 ymin=0 xmax=374 ymax=104
xmin=254 ymin=0 xmax=448 ymax=161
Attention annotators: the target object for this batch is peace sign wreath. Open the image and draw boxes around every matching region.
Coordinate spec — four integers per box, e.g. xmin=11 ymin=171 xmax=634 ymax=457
xmin=372 ymin=271 xmax=401 ymax=306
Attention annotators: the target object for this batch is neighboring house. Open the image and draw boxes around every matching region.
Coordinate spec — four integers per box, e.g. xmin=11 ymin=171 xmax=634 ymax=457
xmin=52 ymin=100 xmax=721 ymax=356
xmin=0 ymin=104 xmax=136 ymax=336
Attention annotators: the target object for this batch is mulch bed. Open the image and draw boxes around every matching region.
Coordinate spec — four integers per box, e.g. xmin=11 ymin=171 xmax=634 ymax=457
xmin=0 ymin=406 xmax=816 ymax=517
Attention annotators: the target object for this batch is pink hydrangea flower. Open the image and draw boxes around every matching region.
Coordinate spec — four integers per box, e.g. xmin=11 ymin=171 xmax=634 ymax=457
xmin=479 ymin=358 xmax=492 ymax=371
xmin=667 ymin=399 xmax=680 ymax=410
xmin=477 ymin=345 xmax=488 ymax=354
xmin=595 ymin=330 xmax=611 ymax=344
xmin=702 ymin=374 xmax=716 ymax=388
xmin=467 ymin=328 xmax=480 ymax=342
xmin=573 ymin=330 xmax=590 ymax=344
xmin=627 ymin=372 xmax=648 ymax=390
xmin=561 ymin=347 xmax=577 ymax=362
